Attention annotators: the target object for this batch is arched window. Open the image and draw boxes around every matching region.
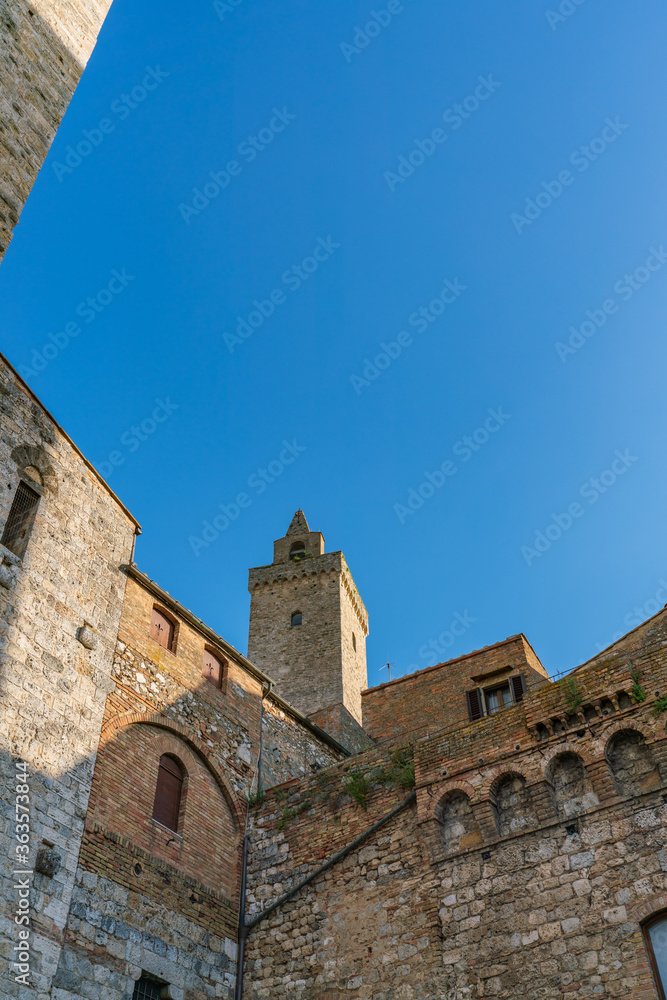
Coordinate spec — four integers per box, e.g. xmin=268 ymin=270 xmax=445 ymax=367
xmin=291 ymin=611 xmax=302 ymax=627
xmin=352 ymin=632 xmax=357 ymax=652
xmin=289 ymin=542 xmax=305 ymax=561
xmin=150 ymin=607 xmax=174 ymax=651
xmin=1 ymin=479 xmax=40 ymax=558
xmin=202 ymin=649 xmax=224 ymax=688
xmin=152 ymin=755 xmax=183 ymax=832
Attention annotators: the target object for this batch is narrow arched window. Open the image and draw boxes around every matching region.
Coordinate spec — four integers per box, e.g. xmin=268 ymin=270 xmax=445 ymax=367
xmin=289 ymin=542 xmax=305 ymax=561
xmin=1 ymin=479 xmax=40 ymax=558
xmin=150 ymin=608 xmax=174 ymax=650
xmin=152 ymin=755 xmax=183 ymax=832
xmin=291 ymin=611 xmax=302 ymax=627
xmin=644 ymin=912 xmax=667 ymax=998
xmin=352 ymin=632 xmax=357 ymax=652
xmin=202 ymin=649 xmax=223 ymax=688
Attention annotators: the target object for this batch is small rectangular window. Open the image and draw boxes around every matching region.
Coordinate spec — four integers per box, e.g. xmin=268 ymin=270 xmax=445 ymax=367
xmin=132 ymin=976 xmax=164 ymax=1000
xmin=202 ymin=649 xmax=224 ymax=688
xmin=150 ymin=608 xmax=175 ymax=650
xmin=1 ymin=480 xmax=40 ymax=558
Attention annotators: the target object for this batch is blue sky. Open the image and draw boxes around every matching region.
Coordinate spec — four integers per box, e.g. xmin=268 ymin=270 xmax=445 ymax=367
xmin=2 ymin=0 xmax=667 ymax=685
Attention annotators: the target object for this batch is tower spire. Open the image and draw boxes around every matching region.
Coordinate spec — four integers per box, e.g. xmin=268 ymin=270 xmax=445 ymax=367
xmin=286 ymin=509 xmax=310 ymax=536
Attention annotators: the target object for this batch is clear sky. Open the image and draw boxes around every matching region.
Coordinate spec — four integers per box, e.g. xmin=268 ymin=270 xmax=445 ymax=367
xmin=2 ymin=0 xmax=667 ymax=686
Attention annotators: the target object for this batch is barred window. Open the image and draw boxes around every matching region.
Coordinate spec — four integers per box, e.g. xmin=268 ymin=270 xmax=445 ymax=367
xmin=1 ymin=480 xmax=40 ymax=558
xmin=132 ymin=976 xmax=164 ymax=1000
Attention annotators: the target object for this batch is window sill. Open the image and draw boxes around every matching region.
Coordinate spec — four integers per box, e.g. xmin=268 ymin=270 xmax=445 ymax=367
xmin=150 ymin=818 xmax=183 ymax=840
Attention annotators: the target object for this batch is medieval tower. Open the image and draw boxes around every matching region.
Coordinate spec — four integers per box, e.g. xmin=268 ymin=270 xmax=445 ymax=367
xmin=0 ymin=1 xmax=115 ymax=261
xmin=248 ymin=510 xmax=369 ymax=734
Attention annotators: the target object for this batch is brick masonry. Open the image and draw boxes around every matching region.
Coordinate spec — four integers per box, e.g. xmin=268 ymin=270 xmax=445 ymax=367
xmin=3 ymin=354 xmax=667 ymax=999
xmin=0 ymin=0 xmax=113 ymax=260
xmin=240 ymin=610 xmax=667 ymax=998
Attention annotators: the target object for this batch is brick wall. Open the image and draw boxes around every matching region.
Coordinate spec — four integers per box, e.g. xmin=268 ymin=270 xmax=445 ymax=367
xmin=0 ymin=0 xmax=113 ymax=260
xmin=362 ymin=633 xmax=549 ymax=744
xmin=240 ymin=611 xmax=667 ymax=998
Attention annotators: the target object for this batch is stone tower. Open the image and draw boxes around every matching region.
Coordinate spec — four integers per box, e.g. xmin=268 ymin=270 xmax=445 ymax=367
xmin=1 ymin=0 xmax=115 ymax=261
xmin=248 ymin=510 xmax=369 ymax=729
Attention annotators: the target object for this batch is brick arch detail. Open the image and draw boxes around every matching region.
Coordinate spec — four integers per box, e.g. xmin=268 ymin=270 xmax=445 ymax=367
xmin=480 ymin=765 xmax=536 ymax=800
xmin=540 ymin=742 xmax=597 ymax=774
xmin=101 ymin=712 xmax=245 ymax=831
xmin=601 ymin=719 xmax=655 ymax=752
xmin=630 ymin=894 xmax=667 ymax=923
xmin=429 ymin=779 xmax=478 ymax=818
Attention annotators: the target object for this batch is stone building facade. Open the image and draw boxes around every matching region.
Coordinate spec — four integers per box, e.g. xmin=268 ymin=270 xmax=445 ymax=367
xmin=6 ymin=10 xmax=667 ymax=997
xmin=1 ymin=352 xmax=667 ymax=999
xmin=0 ymin=0 xmax=114 ymax=260
xmin=248 ymin=510 xmax=369 ymax=744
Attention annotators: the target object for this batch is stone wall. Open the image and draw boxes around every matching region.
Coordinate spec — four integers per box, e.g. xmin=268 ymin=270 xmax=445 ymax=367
xmin=0 ymin=0 xmax=113 ymax=260
xmin=241 ymin=611 xmax=667 ymax=999
xmin=0 ymin=354 xmax=138 ymax=997
xmin=46 ymin=564 xmax=346 ymax=999
xmin=248 ymin=551 xmax=369 ymax=724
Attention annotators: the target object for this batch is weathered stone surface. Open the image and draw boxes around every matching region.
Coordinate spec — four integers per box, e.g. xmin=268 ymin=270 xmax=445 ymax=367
xmin=248 ymin=512 xmax=369 ymax=724
xmin=0 ymin=0 xmax=113 ymax=260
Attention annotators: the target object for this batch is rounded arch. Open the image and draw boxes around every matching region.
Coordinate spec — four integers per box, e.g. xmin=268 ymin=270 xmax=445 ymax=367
xmin=436 ymin=788 xmax=482 ymax=854
xmin=100 ymin=711 xmax=245 ymax=832
xmin=289 ymin=541 xmax=306 ymax=560
xmin=546 ymin=750 xmax=598 ymax=819
xmin=605 ymin=727 xmax=660 ymax=797
xmin=490 ymin=771 xmax=537 ymax=838
xmin=10 ymin=443 xmax=58 ymax=494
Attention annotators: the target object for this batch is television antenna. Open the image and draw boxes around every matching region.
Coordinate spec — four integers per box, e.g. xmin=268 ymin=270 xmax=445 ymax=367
xmin=380 ymin=662 xmax=395 ymax=682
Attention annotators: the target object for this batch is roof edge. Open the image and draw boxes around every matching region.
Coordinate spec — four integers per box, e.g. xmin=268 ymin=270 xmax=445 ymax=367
xmin=125 ymin=565 xmax=351 ymax=758
xmin=362 ymin=634 xmax=528 ymax=696
xmin=1 ymin=352 xmax=141 ymax=531
xmin=126 ymin=564 xmax=273 ymax=687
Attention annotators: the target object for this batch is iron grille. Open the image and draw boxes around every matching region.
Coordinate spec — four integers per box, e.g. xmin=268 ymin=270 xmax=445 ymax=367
xmin=1 ymin=480 xmax=40 ymax=558
xmin=132 ymin=978 xmax=163 ymax=1000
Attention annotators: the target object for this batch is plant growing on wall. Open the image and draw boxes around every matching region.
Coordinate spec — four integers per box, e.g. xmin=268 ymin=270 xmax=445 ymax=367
xmin=375 ymin=746 xmax=415 ymax=790
xmin=630 ymin=666 xmax=647 ymax=703
xmin=652 ymin=694 xmax=667 ymax=716
xmin=248 ymin=788 xmax=264 ymax=808
xmin=342 ymin=770 xmax=369 ymax=809
xmin=561 ymin=676 xmax=582 ymax=713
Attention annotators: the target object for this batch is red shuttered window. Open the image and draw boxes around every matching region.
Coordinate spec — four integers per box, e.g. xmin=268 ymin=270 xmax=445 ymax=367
xmin=152 ymin=755 xmax=183 ymax=832
xmin=202 ymin=649 xmax=223 ymax=688
xmin=150 ymin=608 xmax=174 ymax=650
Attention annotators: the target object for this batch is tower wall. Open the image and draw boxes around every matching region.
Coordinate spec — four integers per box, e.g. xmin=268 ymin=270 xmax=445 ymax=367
xmin=248 ymin=549 xmax=368 ymax=724
xmin=0 ymin=354 xmax=138 ymax=995
xmin=0 ymin=0 xmax=114 ymax=260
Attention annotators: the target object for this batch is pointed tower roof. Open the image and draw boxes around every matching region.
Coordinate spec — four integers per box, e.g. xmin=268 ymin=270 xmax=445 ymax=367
xmin=286 ymin=509 xmax=310 ymax=536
